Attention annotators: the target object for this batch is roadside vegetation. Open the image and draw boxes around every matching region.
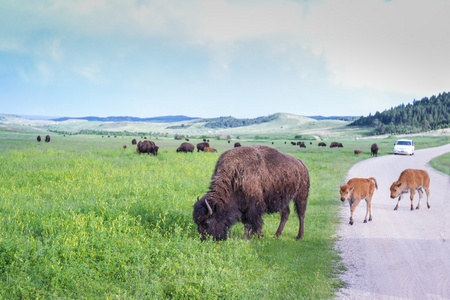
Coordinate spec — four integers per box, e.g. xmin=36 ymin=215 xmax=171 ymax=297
xmin=430 ymin=152 xmax=450 ymax=175
xmin=0 ymin=130 xmax=448 ymax=298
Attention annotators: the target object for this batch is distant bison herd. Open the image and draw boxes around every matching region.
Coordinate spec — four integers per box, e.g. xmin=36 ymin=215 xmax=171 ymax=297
xmin=33 ymin=134 xmax=430 ymax=240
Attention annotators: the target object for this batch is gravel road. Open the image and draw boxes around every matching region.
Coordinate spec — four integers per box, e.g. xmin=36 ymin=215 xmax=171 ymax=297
xmin=335 ymin=143 xmax=450 ymax=300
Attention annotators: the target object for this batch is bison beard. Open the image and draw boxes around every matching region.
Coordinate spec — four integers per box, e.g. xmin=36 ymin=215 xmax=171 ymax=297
xmin=193 ymin=145 xmax=310 ymax=241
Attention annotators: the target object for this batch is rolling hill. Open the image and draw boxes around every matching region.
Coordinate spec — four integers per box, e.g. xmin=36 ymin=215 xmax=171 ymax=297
xmin=1 ymin=112 xmax=360 ymax=139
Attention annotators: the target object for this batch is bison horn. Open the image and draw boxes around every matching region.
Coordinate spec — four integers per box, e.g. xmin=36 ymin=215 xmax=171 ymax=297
xmin=205 ymin=200 xmax=213 ymax=216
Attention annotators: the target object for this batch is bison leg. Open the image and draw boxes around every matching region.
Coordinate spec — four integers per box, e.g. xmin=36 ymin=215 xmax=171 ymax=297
xmin=394 ymin=195 xmax=402 ymax=210
xmin=243 ymin=224 xmax=252 ymax=240
xmin=364 ymin=197 xmax=372 ymax=223
xmin=425 ymin=187 xmax=431 ymax=209
xmin=274 ymin=206 xmax=290 ymax=238
xmin=416 ymin=188 xmax=423 ymax=209
xmin=294 ymin=196 xmax=307 ymax=240
xmin=409 ymin=189 xmax=415 ymax=211
xmin=242 ymin=204 xmax=265 ymax=239
xmin=349 ymin=199 xmax=361 ymax=225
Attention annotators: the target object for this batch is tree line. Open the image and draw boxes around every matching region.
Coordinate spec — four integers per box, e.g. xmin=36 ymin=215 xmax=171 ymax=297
xmin=349 ymin=92 xmax=449 ymax=135
xmin=200 ymin=114 xmax=278 ymax=129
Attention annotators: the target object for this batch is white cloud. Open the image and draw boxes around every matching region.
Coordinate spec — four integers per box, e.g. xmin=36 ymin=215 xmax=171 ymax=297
xmin=2 ymin=0 xmax=448 ymax=98
xmin=304 ymin=0 xmax=450 ymax=95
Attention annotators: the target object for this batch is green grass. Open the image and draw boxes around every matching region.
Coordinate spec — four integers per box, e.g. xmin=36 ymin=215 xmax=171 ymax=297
xmin=0 ymin=131 xmax=448 ymax=298
xmin=430 ymin=152 xmax=450 ymax=175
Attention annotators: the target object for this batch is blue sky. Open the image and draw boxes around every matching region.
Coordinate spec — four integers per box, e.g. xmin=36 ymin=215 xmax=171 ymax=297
xmin=1 ymin=0 xmax=449 ymax=118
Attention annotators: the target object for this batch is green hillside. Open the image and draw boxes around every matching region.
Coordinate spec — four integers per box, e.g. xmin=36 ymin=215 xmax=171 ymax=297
xmin=350 ymin=91 xmax=449 ymax=134
xmin=2 ymin=113 xmax=359 ymax=140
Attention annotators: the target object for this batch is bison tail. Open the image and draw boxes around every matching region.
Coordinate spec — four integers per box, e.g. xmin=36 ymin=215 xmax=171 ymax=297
xmin=369 ymin=177 xmax=378 ymax=189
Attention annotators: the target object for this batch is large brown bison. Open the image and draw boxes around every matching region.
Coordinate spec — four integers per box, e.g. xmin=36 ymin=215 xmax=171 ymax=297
xmin=177 ymin=142 xmax=195 ymax=153
xmin=318 ymin=142 xmax=326 ymax=147
xmin=37 ymin=135 xmax=41 ymax=142
xmin=234 ymin=142 xmax=241 ymax=148
xmin=45 ymin=135 xmax=50 ymax=142
xmin=330 ymin=142 xmax=343 ymax=148
xmin=137 ymin=140 xmax=158 ymax=156
xmin=371 ymin=143 xmax=379 ymax=157
xmin=197 ymin=142 xmax=210 ymax=152
xmin=390 ymin=169 xmax=430 ymax=211
xmin=193 ymin=145 xmax=310 ymax=241
xmin=298 ymin=142 xmax=306 ymax=148
xmin=132 ymin=139 xmax=137 ymax=145
xmin=340 ymin=177 xmax=378 ymax=225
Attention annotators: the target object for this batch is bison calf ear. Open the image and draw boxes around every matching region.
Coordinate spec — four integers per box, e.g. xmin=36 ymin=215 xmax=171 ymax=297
xmin=397 ymin=182 xmax=402 ymax=187
xmin=350 ymin=187 xmax=354 ymax=191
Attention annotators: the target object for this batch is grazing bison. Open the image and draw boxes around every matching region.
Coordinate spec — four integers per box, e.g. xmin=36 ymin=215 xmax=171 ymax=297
xmin=132 ymin=139 xmax=137 ymax=145
xmin=137 ymin=140 xmax=158 ymax=156
xmin=204 ymin=147 xmax=218 ymax=152
xmin=234 ymin=142 xmax=241 ymax=148
xmin=390 ymin=169 xmax=430 ymax=211
xmin=197 ymin=142 xmax=210 ymax=152
xmin=298 ymin=142 xmax=306 ymax=148
xmin=177 ymin=142 xmax=195 ymax=153
xmin=354 ymin=150 xmax=362 ymax=156
xmin=45 ymin=135 xmax=50 ymax=142
xmin=330 ymin=142 xmax=343 ymax=148
xmin=340 ymin=177 xmax=378 ymax=225
xmin=371 ymin=143 xmax=379 ymax=157
xmin=193 ymin=145 xmax=310 ymax=241
xmin=318 ymin=142 xmax=326 ymax=147
xmin=123 ymin=145 xmax=127 ymax=149
xmin=37 ymin=135 xmax=41 ymax=142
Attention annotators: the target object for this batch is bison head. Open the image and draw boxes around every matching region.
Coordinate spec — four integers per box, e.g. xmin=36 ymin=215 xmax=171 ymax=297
xmin=193 ymin=197 xmax=229 ymax=241
xmin=339 ymin=185 xmax=354 ymax=202
xmin=389 ymin=182 xmax=403 ymax=198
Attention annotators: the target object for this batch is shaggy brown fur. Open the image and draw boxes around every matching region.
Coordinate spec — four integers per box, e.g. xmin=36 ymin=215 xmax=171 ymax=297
xmin=340 ymin=177 xmax=378 ymax=225
xmin=177 ymin=142 xmax=195 ymax=153
xmin=196 ymin=142 xmax=210 ymax=152
xmin=330 ymin=142 xmax=343 ymax=148
xmin=132 ymin=139 xmax=137 ymax=145
xmin=234 ymin=142 xmax=241 ymax=148
xmin=318 ymin=142 xmax=326 ymax=147
xmin=193 ymin=145 xmax=310 ymax=241
xmin=45 ymin=135 xmax=50 ymax=142
xmin=137 ymin=140 xmax=158 ymax=155
xmin=37 ymin=135 xmax=41 ymax=142
xmin=354 ymin=150 xmax=362 ymax=156
xmin=371 ymin=143 xmax=379 ymax=157
xmin=390 ymin=169 xmax=430 ymax=211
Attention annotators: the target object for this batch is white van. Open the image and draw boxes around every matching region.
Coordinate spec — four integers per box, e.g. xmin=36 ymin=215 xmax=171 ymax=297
xmin=394 ymin=139 xmax=414 ymax=155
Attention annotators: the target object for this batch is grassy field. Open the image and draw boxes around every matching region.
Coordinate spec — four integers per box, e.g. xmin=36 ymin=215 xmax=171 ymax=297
xmin=430 ymin=152 xmax=450 ymax=175
xmin=0 ymin=129 xmax=448 ymax=299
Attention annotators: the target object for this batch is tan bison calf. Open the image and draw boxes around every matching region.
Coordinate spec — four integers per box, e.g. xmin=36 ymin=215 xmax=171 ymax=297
xmin=340 ymin=177 xmax=378 ymax=225
xmin=389 ymin=169 xmax=430 ymax=211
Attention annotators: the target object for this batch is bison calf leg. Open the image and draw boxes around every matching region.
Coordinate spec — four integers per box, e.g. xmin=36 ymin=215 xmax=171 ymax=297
xmin=394 ymin=195 xmax=402 ymax=210
xmin=349 ymin=199 xmax=361 ymax=225
xmin=409 ymin=189 xmax=415 ymax=211
xmin=415 ymin=189 xmax=424 ymax=209
xmin=364 ymin=198 xmax=372 ymax=223
xmin=274 ymin=206 xmax=290 ymax=238
xmin=426 ymin=188 xmax=431 ymax=209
